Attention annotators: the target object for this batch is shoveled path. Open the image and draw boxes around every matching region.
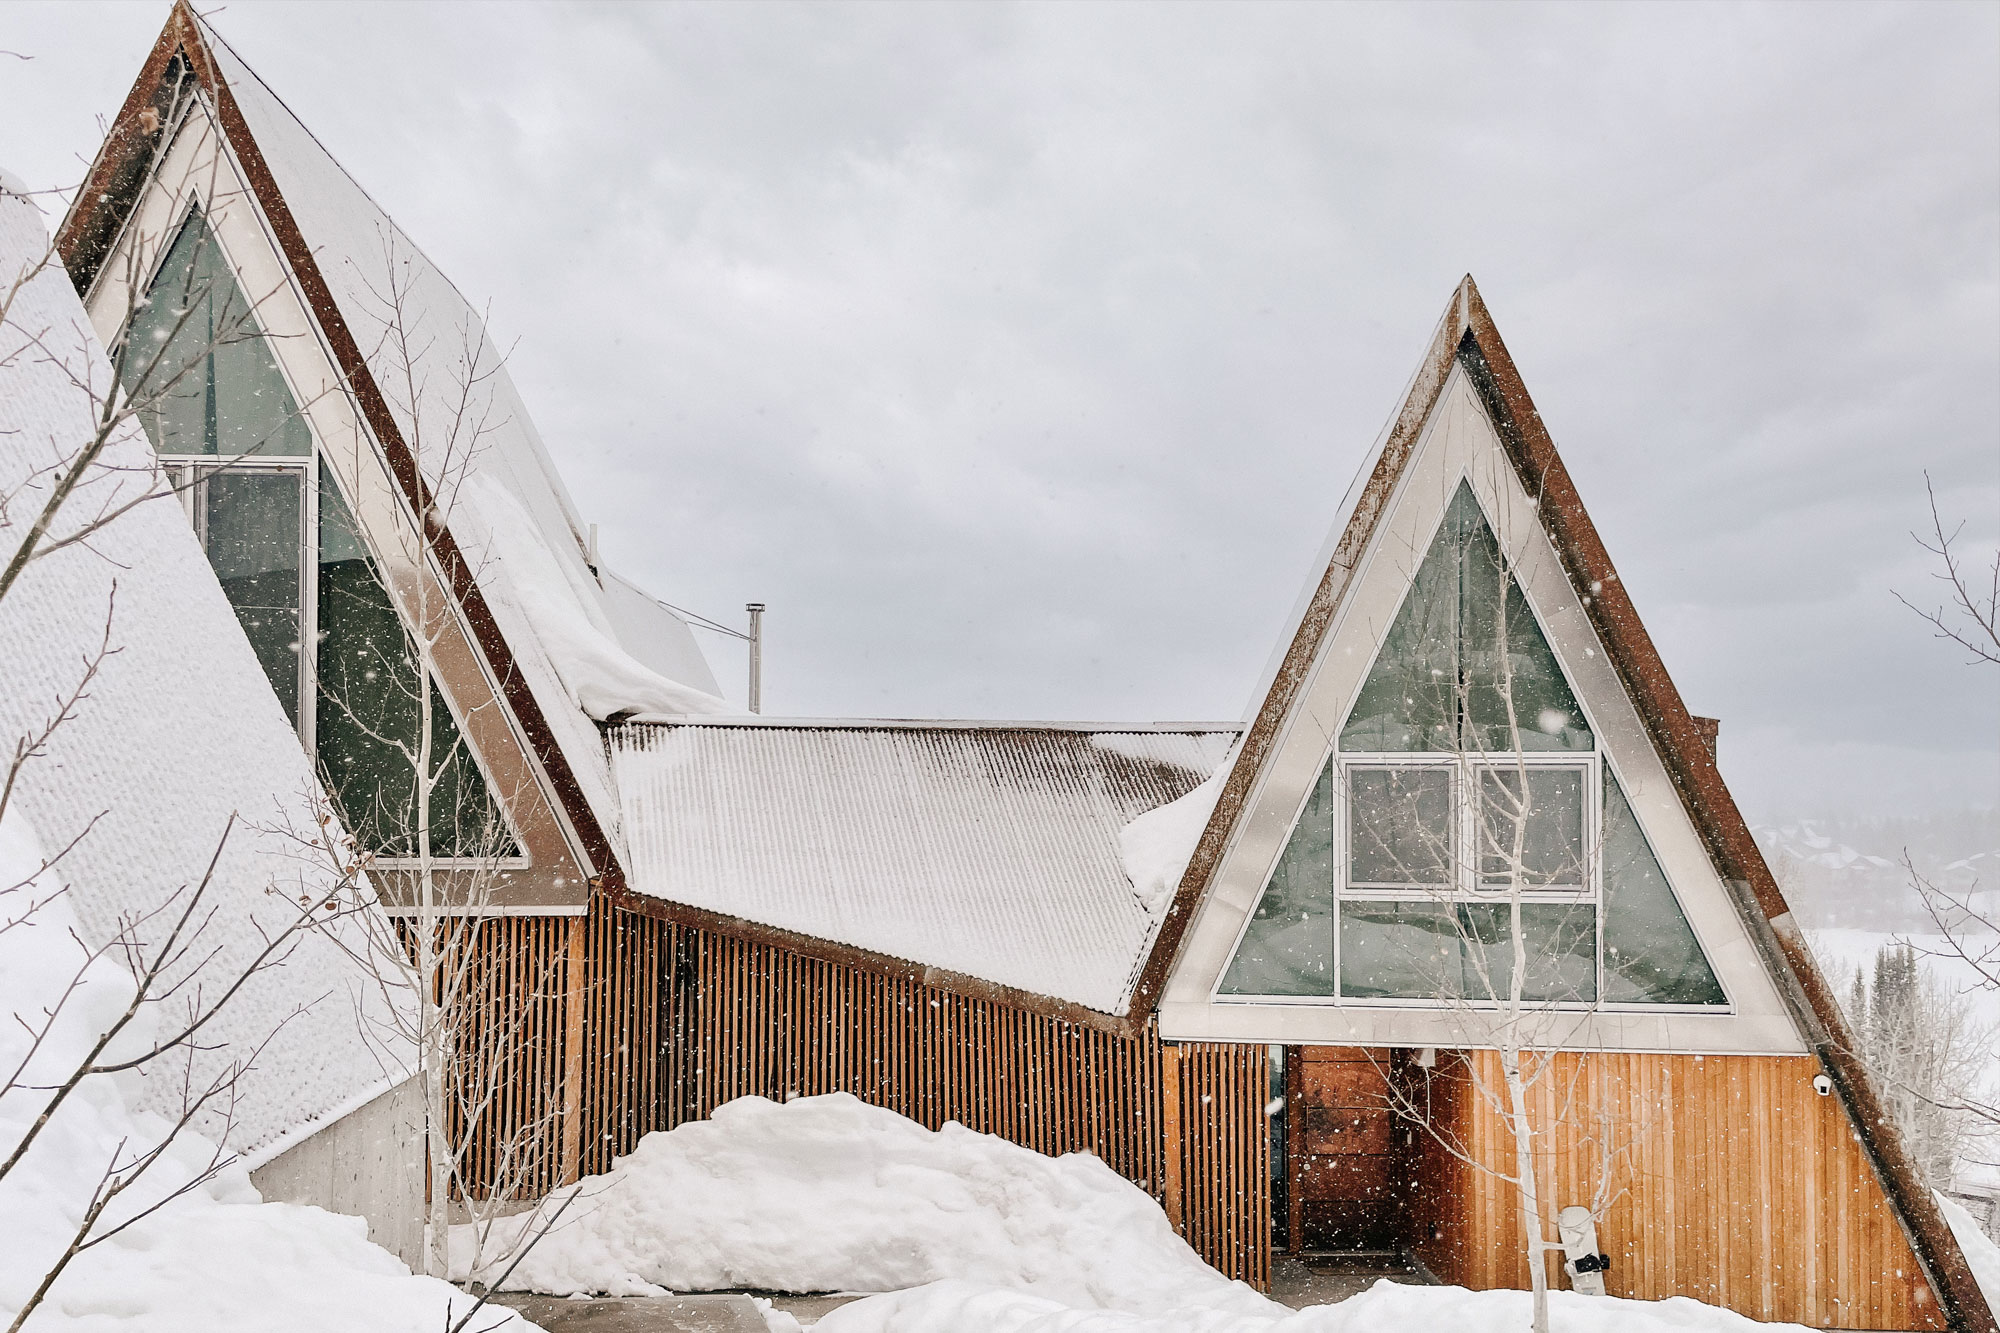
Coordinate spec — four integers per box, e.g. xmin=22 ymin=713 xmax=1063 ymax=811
xmin=490 ymin=1291 xmax=866 ymax=1331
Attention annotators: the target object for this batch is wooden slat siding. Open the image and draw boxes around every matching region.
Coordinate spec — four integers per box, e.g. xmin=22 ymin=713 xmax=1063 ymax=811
xmin=438 ymin=903 xmax=1270 ymax=1284
xmin=1409 ymin=1051 xmax=1947 ymax=1331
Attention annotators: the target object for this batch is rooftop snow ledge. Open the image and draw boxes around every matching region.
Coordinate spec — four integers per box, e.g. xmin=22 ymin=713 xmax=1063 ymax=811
xmin=1120 ymin=770 xmax=1225 ymax=917
xmin=457 ymin=476 xmax=733 ymax=722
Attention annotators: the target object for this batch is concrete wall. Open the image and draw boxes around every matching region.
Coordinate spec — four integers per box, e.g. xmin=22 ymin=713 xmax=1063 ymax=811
xmin=251 ymin=1076 xmax=425 ymax=1268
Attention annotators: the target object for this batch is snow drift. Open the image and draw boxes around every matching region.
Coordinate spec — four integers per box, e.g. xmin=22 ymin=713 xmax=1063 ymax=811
xmin=0 ymin=810 xmax=537 ymax=1332
xmin=453 ymin=1092 xmax=1271 ymax=1316
xmin=816 ymin=1276 xmax=1828 ymax=1333
xmin=463 ymin=1092 xmax=1847 ymax=1333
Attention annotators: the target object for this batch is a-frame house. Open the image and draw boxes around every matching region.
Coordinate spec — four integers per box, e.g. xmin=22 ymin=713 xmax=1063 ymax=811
xmin=56 ymin=0 xmax=730 ymax=1239
xmin=55 ymin=7 xmax=1992 ymax=1329
xmin=1137 ymin=278 xmax=1994 ymax=1329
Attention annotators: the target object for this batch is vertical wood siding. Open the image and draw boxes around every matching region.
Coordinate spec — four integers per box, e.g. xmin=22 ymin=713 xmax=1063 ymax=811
xmin=447 ymin=901 xmax=1272 ymax=1287
xmin=1407 ymin=1050 xmax=1947 ymax=1331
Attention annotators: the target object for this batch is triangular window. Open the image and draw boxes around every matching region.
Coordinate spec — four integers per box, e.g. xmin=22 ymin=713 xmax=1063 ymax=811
xmin=1340 ymin=480 xmax=1590 ymax=754
xmin=1601 ymin=769 xmax=1723 ymax=1005
xmin=1219 ymin=479 xmax=1724 ymax=1007
xmin=1219 ymin=757 xmax=1337 ymax=996
xmin=118 ymin=205 xmax=311 ymax=458
xmin=317 ymin=466 xmax=517 ymax=860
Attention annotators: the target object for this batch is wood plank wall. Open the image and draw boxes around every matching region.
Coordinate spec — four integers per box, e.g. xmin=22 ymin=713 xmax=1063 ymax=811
xmin=1407 ymin=1050 xmax=1947 ymax=1331
xmin=447 ymin=901 xmax=1273 ymax=1288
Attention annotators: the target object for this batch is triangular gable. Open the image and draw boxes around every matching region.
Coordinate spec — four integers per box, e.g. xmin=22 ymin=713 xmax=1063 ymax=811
xmin=1132 ymin=277 xmax=1990 ymax=1330
xmin=58 ymin=3 xmax=725 ymax=910
xmin=1164 ymin=365 xmax=1779 ymax=1048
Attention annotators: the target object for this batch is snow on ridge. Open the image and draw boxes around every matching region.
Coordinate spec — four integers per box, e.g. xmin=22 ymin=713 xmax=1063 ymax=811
xmin=1120 ymin=771 xmax=1225 ymax=916
xmin=456 ymin=475 xmax=732 ymax=723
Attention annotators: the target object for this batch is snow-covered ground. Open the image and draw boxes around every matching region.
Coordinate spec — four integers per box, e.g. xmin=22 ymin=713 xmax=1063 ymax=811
xmin=456 ymin=1091 xmax=2000 ymax=1333
xmin=0 ymin=811 xmax=540 ymax=1333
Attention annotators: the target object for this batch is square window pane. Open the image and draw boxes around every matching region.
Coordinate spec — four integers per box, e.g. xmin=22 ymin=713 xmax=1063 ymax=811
xmin=1346 ymin=766 xmax=1452 ymax=888
xmin=1477 ymin=766 xmax=1584 ymax=889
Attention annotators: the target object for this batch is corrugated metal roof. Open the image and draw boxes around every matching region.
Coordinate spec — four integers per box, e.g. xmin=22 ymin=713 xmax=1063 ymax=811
xmin=607 ymin=722 xmax=1239 ymax=1015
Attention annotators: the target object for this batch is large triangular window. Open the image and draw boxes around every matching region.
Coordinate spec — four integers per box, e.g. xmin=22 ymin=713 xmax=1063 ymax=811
xmin=1219 ymin=480 xmax=1723 ymax=1007
xmin=119 ymin=206 xmax=312 ymax=459
xmin=119 ymin=206 xmax=516 ymax=860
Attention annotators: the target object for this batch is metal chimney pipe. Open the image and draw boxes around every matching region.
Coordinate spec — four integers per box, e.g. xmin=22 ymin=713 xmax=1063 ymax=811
xmin=746 ymin=603 xmax=765 ymax=714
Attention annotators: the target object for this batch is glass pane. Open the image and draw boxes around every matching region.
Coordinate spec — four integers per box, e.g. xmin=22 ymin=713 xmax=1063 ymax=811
xmin=1477 ymin=767 xmax=1585 ymax=888
xmin=1601 ymin=771 xmax=1725 ymax=1005
xmin=203 ymin=469 xmax=302 ymax=726
xmin=1219 ymin=758 xmax=1336 ymax=996
xmin=1347 ymin=766 xmax=1452 ymax=888
xmin=315 ymin=465 xmax=517 ymax=859
xmin=1340 ymin=481 xmax=1591 ymax=755
xmin=120 ymin=207 xmax=311 ymax=458
xmin=1339 ymin=900 xmax=1597 ymax=1002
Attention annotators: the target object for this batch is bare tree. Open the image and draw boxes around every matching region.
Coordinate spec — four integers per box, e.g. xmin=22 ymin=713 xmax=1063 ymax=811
xmin=1342 ymin=478 xmax=1628 ymax=1333
xmin=283 ymin=234 xmax=574 ymax=1292
xmin=1839 ymin=942 xmax=1993 ymax=1186
xmin=1890 ymin=475 xmax=2000 ymax=1167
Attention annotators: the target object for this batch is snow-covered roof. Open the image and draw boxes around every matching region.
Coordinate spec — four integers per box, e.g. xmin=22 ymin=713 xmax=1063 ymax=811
xmin=185 ymin=17 xmax=727 ymax=865
xmin=0 ymin=182 xmax=410 ymax=1163
xmin=606 ymin=721 xmax=1238 ymax=1014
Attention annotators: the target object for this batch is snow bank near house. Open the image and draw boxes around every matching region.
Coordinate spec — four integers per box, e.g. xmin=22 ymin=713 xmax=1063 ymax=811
xmin=0 ymin=810 xmax=536 ymax=1333
xmin=817 ymin=1276 xmax=1824 ymax=1333
xmin=456 ymin=475 xmax=731 ymax=722
xmin=1121 ymin=771 xmax=1224 ymax=915
xmin=453 ymin=1092 xmax=1271 ymax=1316
xmin=1939 ymin=1191 xmax=2000 ymax=1310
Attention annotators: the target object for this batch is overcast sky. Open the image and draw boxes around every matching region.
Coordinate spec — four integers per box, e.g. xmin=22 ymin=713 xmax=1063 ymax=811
xmin=2 ymin=1 xmax=1995 ymax=822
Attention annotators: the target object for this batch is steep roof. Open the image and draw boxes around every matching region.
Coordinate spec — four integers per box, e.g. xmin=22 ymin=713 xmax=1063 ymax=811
xmin=56 ymin=3 xmax=726 ymax=883
xmin=1137 ymin=276 xmax=1992 ymax=1332
xmin=0 ymin=179 xmax=411 ymax=1164
xmin=605 ymin=720 xmax=1235 ymax=1019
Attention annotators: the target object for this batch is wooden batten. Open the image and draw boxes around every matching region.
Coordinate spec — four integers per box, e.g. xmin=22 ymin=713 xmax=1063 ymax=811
xmin=442 ymin=901 xmax=1273 ymax=1288
xmin=1408 ymin=1050 xmax=1950 ymax=1331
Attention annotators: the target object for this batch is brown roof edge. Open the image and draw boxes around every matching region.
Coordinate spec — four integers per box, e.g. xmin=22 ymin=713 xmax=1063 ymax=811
xmin=53 ymin=5 xmax=188 ymax=291
xmin=597 ymin=881 xmax=1145 ymax=1039
xmin=1123 ymin=276 xmax=1475 ymax=1023
xmin=57 ymin=5 xmax=626 ymax=898
xmin=1452 ymin=281 xmax=1992 ymax=1333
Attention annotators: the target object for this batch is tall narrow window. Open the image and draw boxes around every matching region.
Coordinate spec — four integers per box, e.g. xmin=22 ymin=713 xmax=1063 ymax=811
xmin=317 ymin=465 xmax=514 ymax=858
xmin=122 ymin=205 xmax=515 ymax=861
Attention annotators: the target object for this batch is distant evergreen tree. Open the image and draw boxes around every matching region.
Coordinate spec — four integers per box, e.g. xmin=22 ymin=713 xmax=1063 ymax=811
xmin=1846 ymin=943 xmax=1984 ymax=1186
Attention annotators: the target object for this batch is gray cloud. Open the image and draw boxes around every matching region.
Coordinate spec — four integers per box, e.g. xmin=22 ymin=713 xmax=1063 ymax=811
xmin=2 ymin=0 xmax=1994 ymax=819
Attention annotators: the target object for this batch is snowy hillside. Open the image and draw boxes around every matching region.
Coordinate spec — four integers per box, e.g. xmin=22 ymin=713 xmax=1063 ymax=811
xmin=1761 ymin=811 xmax=1999 ymax=932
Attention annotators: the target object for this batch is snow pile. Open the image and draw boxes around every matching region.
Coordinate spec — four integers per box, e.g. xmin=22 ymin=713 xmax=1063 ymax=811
xmin=1939 ymin=1192 xmax=2000 ymax=1310
xmin=0 ymin=810 xmax=535 ymax=1333
xmin=1121 ymin=771 xmax=1225 ymax=915
xmin=453 ymin=1092 xmax=1271 ymax=1316
xmin=817 ymin=1276 xmax=1824 ymax=1333
xmin=456 ymin=476 xmax=730 ymax=722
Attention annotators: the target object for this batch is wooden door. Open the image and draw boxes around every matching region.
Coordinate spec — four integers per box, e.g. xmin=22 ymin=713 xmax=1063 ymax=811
xmin=1287 ymin=1046 xmax=1409 ymax=1253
